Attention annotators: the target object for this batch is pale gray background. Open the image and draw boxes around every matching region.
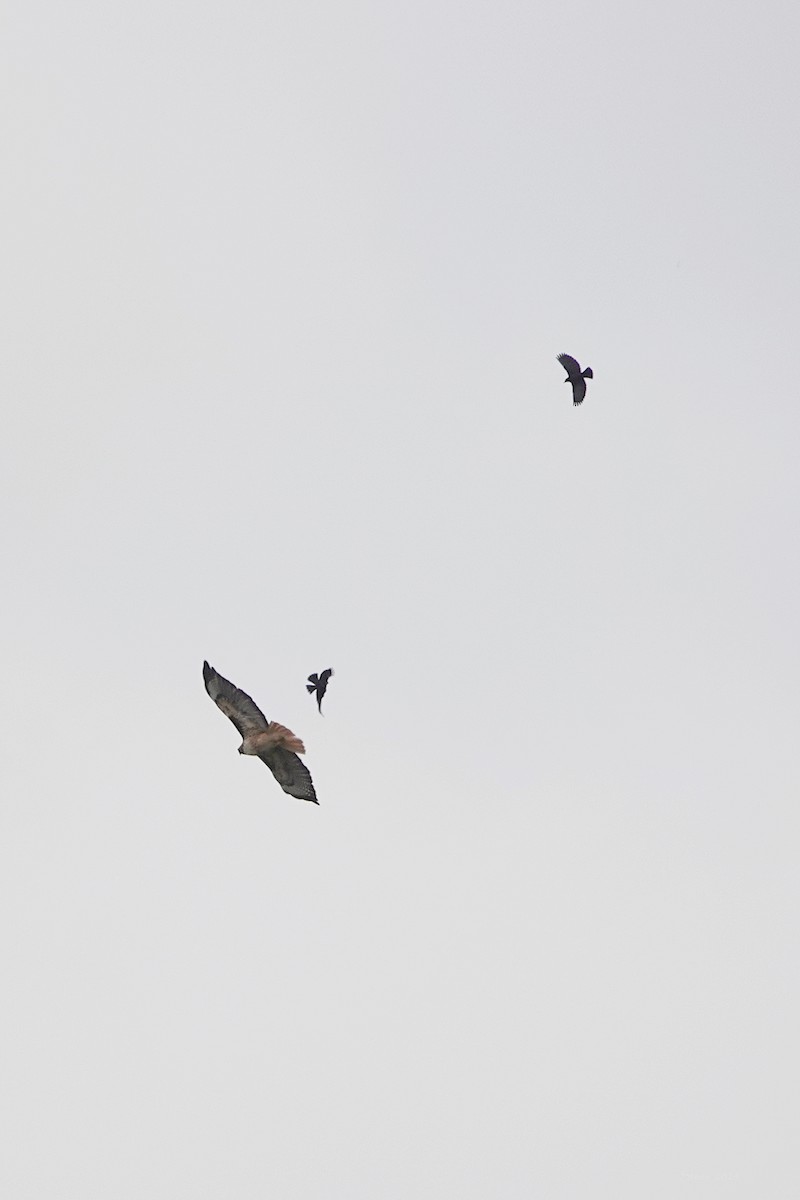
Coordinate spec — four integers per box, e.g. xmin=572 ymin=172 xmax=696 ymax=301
xmin=2 ymin=1 xmax=798 ymax=1196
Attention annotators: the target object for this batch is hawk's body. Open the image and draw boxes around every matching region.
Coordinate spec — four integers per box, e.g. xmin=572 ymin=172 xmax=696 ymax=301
xmin=557 ymin=353 xmax=593 ymax=406
xmin=307 ymin=668 xmax=333 ymax=714
xmin=203 ymin=661 xmax=318 ymax=804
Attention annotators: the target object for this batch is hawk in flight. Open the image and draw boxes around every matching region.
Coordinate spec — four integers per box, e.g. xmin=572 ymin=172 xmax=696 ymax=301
xmin=306 ymin=668 xmax=333 ymax=714
xmin=557 ymin=353 xmax=593 ymax=406
xmin=203 ymin=661 xmax=319 ymax=804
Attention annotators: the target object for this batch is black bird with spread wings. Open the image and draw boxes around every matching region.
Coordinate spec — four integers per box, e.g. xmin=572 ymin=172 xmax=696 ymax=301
xmin=557 ymin=353 xmax=594 ymax=406
xmin=203 ymin=661 xmax=318 ymax=804
xmin=306 ymin=668 xmax=333 ymax=714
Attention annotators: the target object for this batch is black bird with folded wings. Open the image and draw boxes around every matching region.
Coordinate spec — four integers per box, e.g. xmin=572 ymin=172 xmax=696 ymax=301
xmin=203 ymin=661 xmax=318 ymax=804
xmin=306 ymin=668 xmax=333 ymax=714
xmin=557 ymin=353 xmax=593 ymax=406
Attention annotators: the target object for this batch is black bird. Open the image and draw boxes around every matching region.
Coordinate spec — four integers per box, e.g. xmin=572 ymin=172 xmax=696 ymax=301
xmin=557 ymin=353 xmax=593 ymax=406
xmin=307 ymin=668 xmax=334 ymax=714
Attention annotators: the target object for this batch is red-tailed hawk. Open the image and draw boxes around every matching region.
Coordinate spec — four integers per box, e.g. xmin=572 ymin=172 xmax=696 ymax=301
xmin=203 ymin=661 xmax=319 ymax=804
xmin=557 ymin=353 xmax=593 ymax=406
xmin=306 ymin=668 xmax=333 ymax=714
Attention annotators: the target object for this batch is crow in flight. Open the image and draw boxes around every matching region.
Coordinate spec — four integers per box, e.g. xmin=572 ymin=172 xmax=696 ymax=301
xmin=307 ymin=668 xmax=334 ymax=714
xmin=557 ymin=353 xmax=593 ymax=406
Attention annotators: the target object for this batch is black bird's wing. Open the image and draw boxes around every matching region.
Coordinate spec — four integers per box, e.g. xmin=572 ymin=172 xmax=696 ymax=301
xmin=570 ymin=375 xmax=587 ymax=406
xmin=557 ymin=353 xmax=581 ymax=377
xmin=317 ymin=668 xmax=333 ymax=712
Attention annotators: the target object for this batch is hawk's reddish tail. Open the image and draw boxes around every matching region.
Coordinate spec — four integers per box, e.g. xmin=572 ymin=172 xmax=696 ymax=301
xmin=267 ymin=722 xmax=306 ymax=754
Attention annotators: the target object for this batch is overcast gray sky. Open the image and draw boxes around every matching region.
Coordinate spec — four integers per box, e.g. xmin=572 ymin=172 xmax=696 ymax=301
xmin=2 ymin=0 xmax=799 ymax=1196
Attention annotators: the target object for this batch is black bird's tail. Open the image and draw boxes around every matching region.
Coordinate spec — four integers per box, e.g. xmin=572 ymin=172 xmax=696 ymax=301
xmin=306 ymin=683 xmax=316 ymax=694
xmin=582 ymin=367 xmax=593 ymax=379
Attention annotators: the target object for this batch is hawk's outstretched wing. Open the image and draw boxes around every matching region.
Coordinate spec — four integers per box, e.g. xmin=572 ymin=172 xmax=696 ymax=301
xmin=203 ymin=661 xmax=269 ymax=739
xmin=260 ymin=746 xmax=319 ymax=803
